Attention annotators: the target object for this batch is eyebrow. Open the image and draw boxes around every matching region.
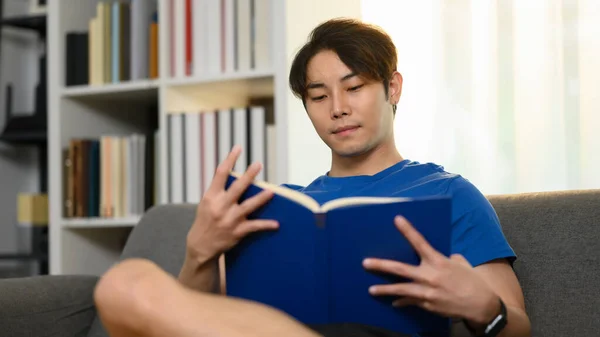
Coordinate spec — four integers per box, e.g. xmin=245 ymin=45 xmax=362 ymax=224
xmin=307 ymin=72 xmax=358 ymax=90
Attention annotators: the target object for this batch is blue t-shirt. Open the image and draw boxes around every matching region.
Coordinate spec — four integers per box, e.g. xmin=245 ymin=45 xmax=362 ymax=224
xmin=282 ymin=159 xmax=516 ymax=267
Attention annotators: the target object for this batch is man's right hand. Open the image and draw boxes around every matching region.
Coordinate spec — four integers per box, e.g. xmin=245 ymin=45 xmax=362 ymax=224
xmin=184 ymin=144 xmax=279 ymax=268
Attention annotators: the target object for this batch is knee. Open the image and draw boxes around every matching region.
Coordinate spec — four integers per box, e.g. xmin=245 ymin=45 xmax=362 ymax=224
xmin=93 ymin=258 xmax=161 ymax=314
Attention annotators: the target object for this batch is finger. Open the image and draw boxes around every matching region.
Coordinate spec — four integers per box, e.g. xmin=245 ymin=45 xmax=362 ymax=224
xmin=207 ymin=145 xmax=242 ymax=195
xmin=392 ymin=297 xmax=420 ymax=308
xmin=223 ymin=162 xmax=264 ymax=204
xmin=363 ymin=258 xmax=426 ymax=283
xmin=238 ymin=189 xmax=275 ymax=216
xmin=234 ymin=219 xmax=279 ymax=238
xmin=395 ymin=216 xmax=442 ymax=261
xmin=369 ymin=282 xmax=430 ymax=299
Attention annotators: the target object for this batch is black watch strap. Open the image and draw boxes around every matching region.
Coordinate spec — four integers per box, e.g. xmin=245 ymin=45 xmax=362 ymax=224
xmin=465 ymin=298 xmax=508 ymax=337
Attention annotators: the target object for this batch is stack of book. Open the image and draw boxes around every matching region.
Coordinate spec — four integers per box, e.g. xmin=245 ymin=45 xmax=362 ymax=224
xmin=63 ymin=132 xmax=158 ymax=219
xmin=65 ymin=0 xmax=159 ymax=86
xmin=166 ymin=98 xmax=275 ymax=204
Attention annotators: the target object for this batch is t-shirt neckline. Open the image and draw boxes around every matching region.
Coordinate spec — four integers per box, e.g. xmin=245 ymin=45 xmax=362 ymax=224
xmin=320 ymin=159 xmax=411 ymax=187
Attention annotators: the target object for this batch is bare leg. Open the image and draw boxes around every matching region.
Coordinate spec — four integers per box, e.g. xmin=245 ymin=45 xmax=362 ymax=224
xmin=94 ymin=258 xmax=322 ymax=337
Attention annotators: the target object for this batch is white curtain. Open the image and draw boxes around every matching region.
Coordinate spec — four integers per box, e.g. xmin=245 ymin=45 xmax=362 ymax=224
xmin=361 ymin=0 xmax=600 ymax=195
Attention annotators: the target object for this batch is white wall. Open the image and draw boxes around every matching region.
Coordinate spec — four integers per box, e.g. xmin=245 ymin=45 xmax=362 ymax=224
xmin=282 ymin=0 xmax=362 ymax=186
xmin=362 ymin=0 xmax=600 ymax=195
xmin=0 ymin=0 xmax=42 ymax=267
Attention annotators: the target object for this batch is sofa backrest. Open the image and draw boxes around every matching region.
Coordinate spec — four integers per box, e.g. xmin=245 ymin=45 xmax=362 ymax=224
xmin=98 ymin=190 xmax=600 ymax=337
xmin=487 ymin=189 xmax=600 ymax=337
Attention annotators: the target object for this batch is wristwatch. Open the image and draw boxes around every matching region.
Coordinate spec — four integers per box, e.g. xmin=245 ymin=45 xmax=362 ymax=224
xmin=465 ymin=297 xmax=508 ymax=336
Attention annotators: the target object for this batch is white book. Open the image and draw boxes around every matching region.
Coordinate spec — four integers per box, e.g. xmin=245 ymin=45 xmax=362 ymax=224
xmin=112 ymin=136 xmax=122 ymax=218
xmin=253 ymin=0 xmax=271 ymax=70
xmin=192 ymin=0 xmax=208 ymax=77
xmin=236 ymin=0 xmax=251 ymax=71
xmin=224 ymin=0 xmax=235 ymax=73
xmin=138 ymin=134 xmax=146 ymax=214
xmin=249 ymin=106 xmax=266 ymax=181
xmin=125 ymin=136 xmax=133 ymax=217
xmin=217 ymin=108 xmax=232 ymax=163
xmin=184 ymin=113 xmax=202 ymax=204
xmin=202 ymin=111 xmax=218 ymax=195
xmin=169 ymin=113 xmax=185 ymax=203
xmin=233 ymin=107 xmax=248 ymax=173
xmin=175 ymin=0 xmax=186 ymax=78
xmin=266 ymin=124 xmax=277 ymax=183
xmin=207 ymin=0 xmax=222 ymax=74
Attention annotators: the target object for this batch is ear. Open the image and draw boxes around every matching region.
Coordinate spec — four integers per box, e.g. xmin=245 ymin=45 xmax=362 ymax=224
xmin=388 ymin=71 xmax=403 ymax=105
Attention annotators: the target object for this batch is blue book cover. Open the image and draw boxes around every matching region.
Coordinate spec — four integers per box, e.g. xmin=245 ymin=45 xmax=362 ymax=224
xmin=224 ymin=173 xmax=453 ymax=336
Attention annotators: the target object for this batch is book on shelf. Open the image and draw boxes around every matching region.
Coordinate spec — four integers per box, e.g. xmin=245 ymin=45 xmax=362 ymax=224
xmin=223 ymin=174 xmax=453 ymax=336
xmin=169 ymin=0 xmax=273 ymax=78
xmin=64 ymin=0 xmax=159 ymax=87
xmin=166 ymin=97 xmax=275 ymax=204
xmin=63 ymin=131 xmax=159 ymax=220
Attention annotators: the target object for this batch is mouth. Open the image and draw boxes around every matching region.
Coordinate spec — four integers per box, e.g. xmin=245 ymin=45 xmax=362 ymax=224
xmin=332 ymin=125 xmax=360 ymax=136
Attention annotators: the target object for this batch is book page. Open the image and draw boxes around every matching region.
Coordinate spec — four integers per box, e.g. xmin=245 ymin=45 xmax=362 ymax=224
xmin=321 ymin=196 xmax=412 ymax=213
xmin=230 ymin=172 xmax=321 ymax=212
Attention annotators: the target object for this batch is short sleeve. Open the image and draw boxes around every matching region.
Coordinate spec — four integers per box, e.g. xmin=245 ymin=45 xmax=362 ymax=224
xmin=447 ymin=176 xmax=516 ymax=267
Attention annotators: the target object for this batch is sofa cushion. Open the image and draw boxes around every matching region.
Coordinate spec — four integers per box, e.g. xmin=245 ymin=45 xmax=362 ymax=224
xmin=488 ymin=189 xmax=600 ymax=337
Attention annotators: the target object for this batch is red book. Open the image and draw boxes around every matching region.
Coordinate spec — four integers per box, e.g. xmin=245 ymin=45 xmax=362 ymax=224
xmin=186 ymin=0 xmax=193 ymax=76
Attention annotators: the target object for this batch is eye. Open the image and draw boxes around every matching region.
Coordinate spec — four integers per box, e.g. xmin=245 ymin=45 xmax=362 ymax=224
xmin=311 ymin=95 xmax=326 ymax=102
xmin=348 ymin=84 xmax=364 ymax=92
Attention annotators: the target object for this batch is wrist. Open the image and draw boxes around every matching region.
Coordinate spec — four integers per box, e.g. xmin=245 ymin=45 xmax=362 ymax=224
xmin=465 ymin=296 xmax=506 ymax=336
xmin=183 ymin=248 xmax=219 ymax=274
xmin=178 ymin=251 xmax=220 ymax=291
xmin=466 ymin=294 xmax=501 ymax=329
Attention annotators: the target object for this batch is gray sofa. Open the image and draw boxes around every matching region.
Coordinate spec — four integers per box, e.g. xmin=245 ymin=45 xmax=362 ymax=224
xmin=1 ymin=189 xmax=599 ymax=337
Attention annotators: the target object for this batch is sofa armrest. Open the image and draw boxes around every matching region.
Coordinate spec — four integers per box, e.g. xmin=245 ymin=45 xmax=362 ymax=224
xmin=0 ymin=275 xmax=99 ymax=337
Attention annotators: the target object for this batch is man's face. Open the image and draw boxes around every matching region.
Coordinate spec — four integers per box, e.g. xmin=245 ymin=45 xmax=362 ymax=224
xmin=304 ymin=50 xmax=396 ymax=158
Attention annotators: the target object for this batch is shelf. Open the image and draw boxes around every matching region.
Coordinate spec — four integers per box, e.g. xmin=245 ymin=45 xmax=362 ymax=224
xmin=164 ymin=69 xmax=275 ymax=111
xmin=63 ymin=217 xmax=140 ymax=229
xmin=62 ymin=79 xmax=159 ymax=102
xmin=0 ymin=14 xmax=46 ymax=35
xmin=0 ymin=130 xmax=47 ymax=145
xmin=165 ymin=69 xmax=274 ymax=87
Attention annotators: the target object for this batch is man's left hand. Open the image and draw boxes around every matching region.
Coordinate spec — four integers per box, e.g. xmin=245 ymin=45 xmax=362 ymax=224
xmin=363 ymin=215 xmax=501 ymax=326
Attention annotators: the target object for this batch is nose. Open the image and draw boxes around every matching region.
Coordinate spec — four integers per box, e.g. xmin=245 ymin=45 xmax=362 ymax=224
xmin=330 ymin=92 xmax=350 ymax=119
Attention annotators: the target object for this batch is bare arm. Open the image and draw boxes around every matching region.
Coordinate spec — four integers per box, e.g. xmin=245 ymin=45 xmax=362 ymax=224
xmin=466 ymin=259 xmax=531 ymax=337
xmin=177 ymin=146 xmax=277 ymax=293
xmin=178 ymin=253 xmax=221 ymax=293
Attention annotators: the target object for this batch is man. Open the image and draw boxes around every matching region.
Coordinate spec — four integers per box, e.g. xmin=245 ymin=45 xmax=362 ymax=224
xmin=93 ymin=18 xmax=531 ymax=337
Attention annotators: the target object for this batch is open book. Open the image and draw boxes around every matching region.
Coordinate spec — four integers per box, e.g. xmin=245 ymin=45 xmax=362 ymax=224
xmin=224 ymin=173 xmax=453 ymax=336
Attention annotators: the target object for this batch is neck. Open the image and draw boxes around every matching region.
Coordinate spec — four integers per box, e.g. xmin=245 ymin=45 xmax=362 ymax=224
xmin=328 ymin=139 xmax=404 ymax=177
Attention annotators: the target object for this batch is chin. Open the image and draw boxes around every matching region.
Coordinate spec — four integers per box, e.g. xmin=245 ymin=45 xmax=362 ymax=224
xmin=333 ymin=144 xmax=372 ymax=158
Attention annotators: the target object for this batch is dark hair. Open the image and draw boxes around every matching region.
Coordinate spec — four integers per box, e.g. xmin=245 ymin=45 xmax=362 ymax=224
xmin=289 ymin=18 xmax=398 ymax=113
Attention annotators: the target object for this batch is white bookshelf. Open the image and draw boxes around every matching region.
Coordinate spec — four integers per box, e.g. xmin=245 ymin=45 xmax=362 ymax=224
xmin=47 ymin=0 xmax=362 ymax=276
xmin=62 ymin=217 xmax=141 ymax=229
xmin=62 ymin=79 xmax=159 ymax=98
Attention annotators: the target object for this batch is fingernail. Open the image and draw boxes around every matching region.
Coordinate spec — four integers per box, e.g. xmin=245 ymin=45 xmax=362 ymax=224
xmin=369 ymin=286 xmax=377 ymax=294
xmin=363 ymin=258 xmax=372 ymax=267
